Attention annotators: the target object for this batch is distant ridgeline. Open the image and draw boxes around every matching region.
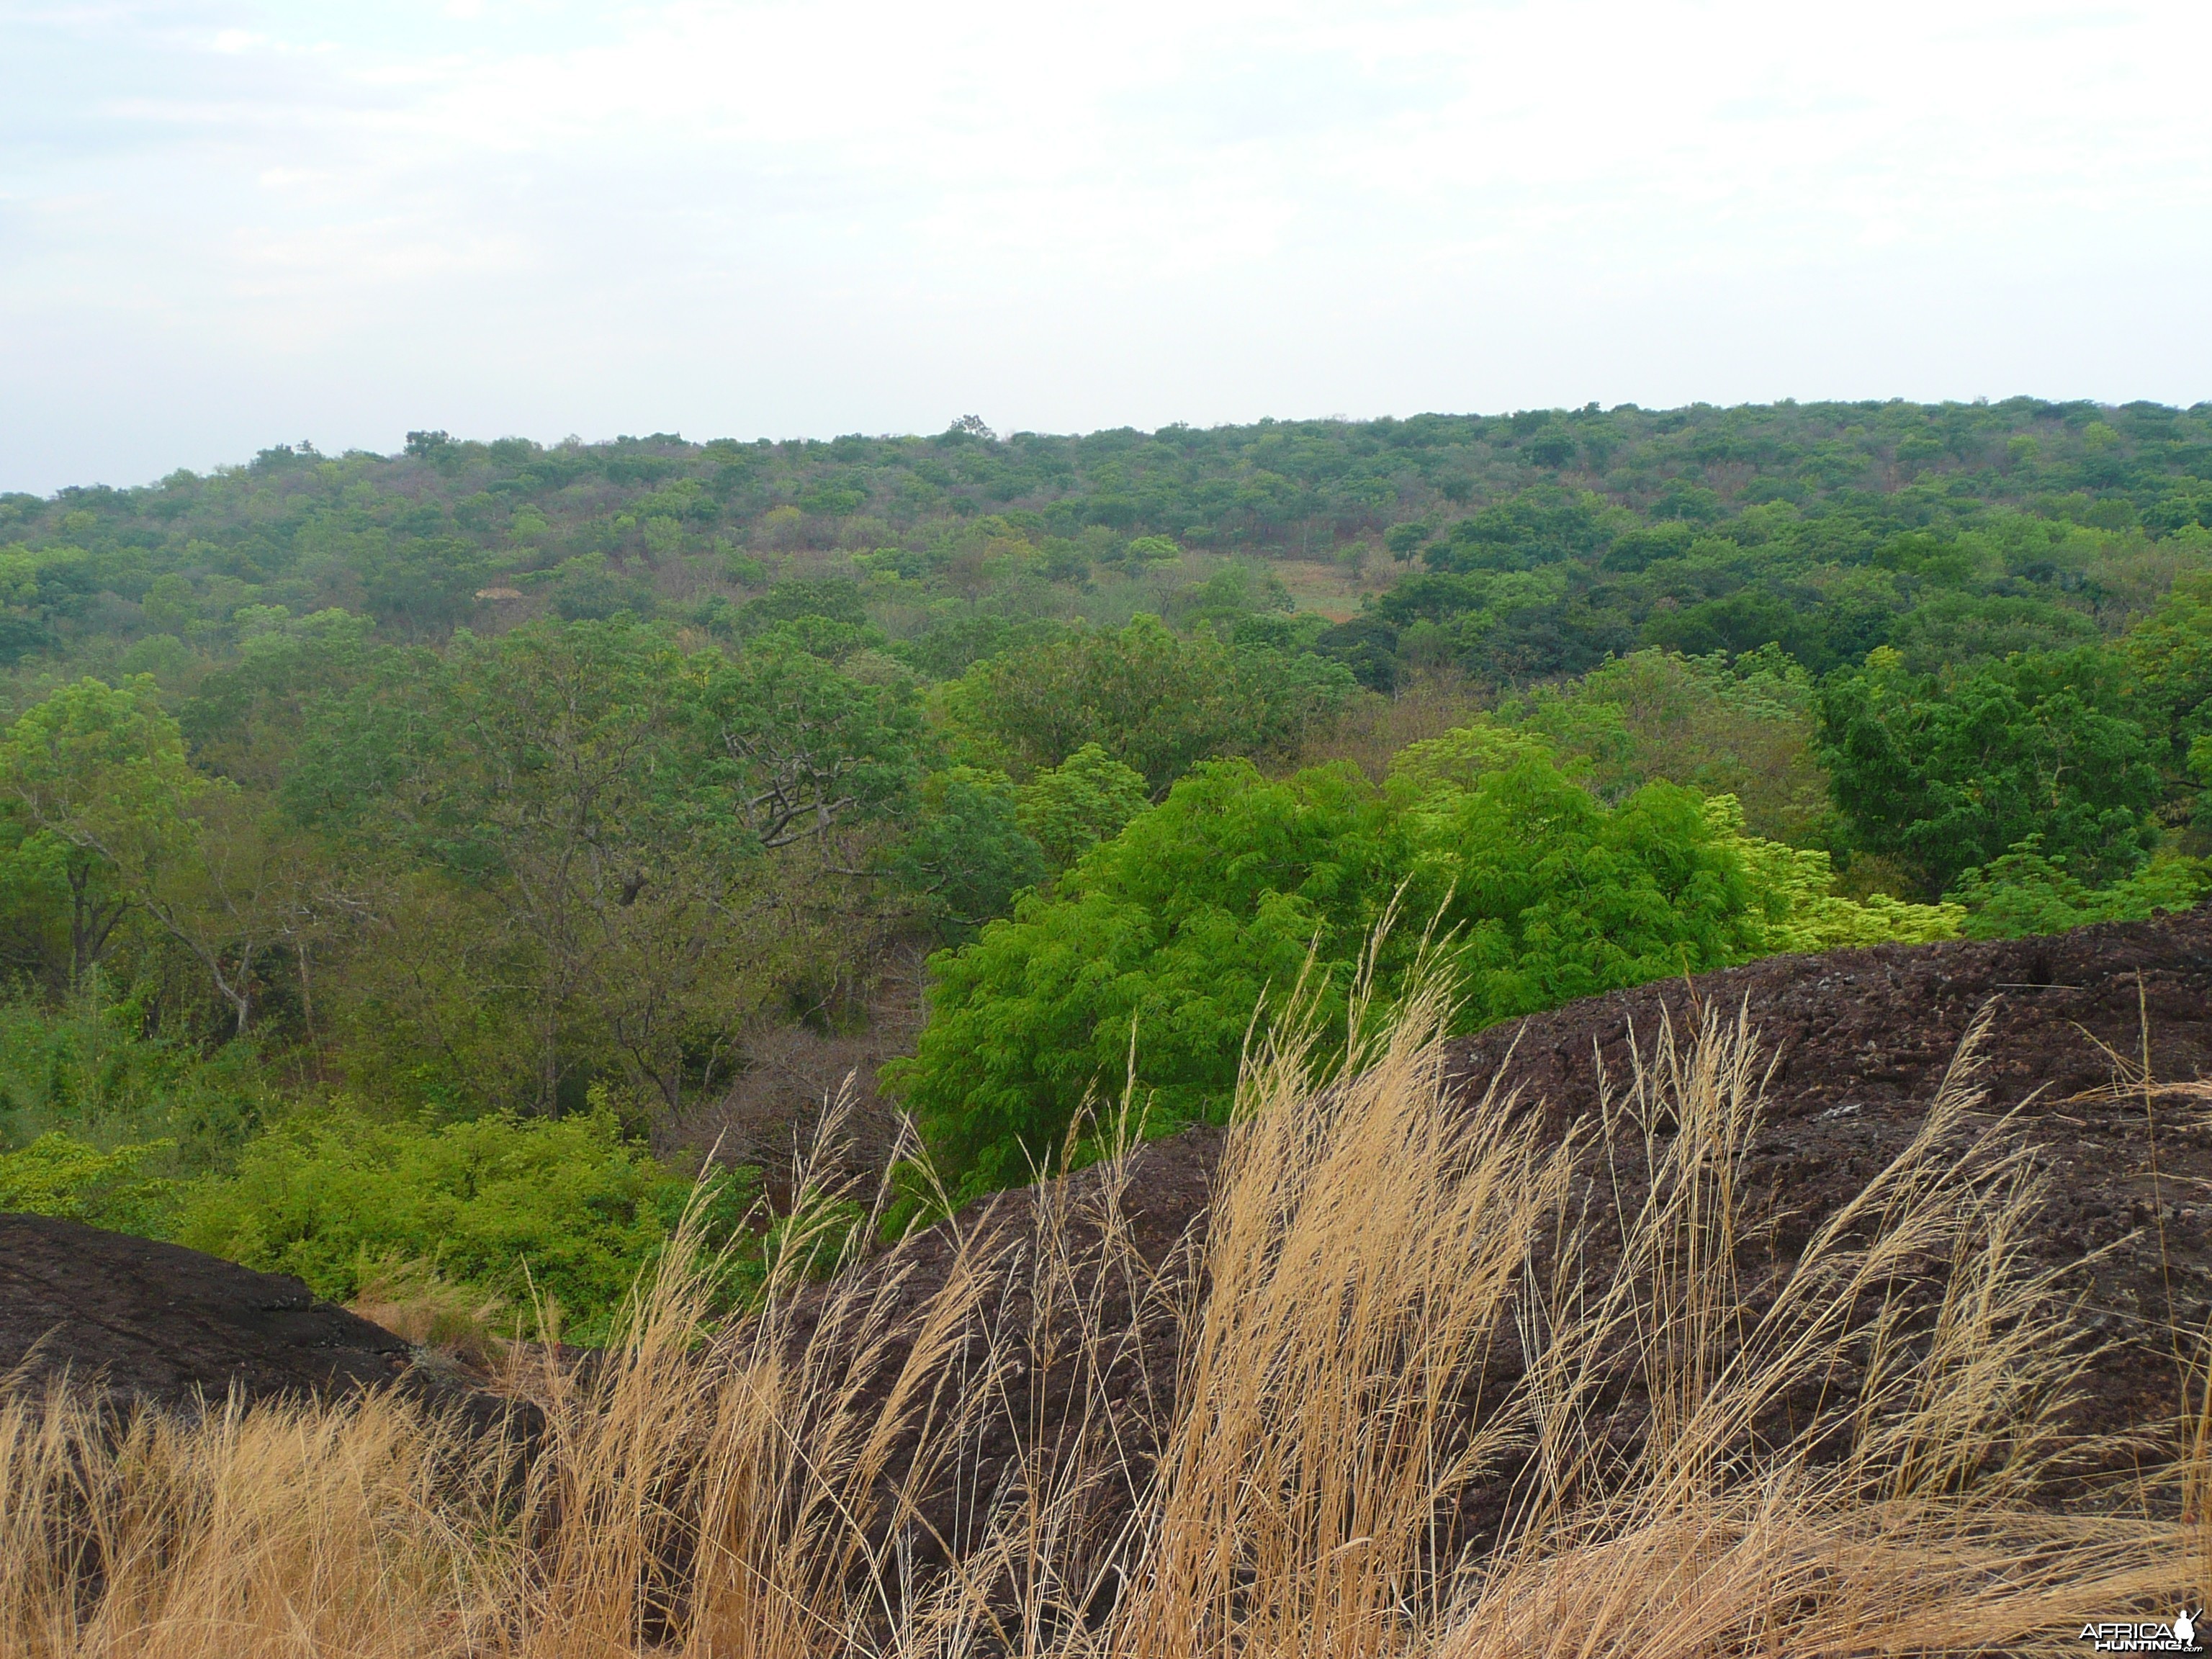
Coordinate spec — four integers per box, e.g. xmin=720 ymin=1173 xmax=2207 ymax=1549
xmin=0 ymin=400 xmax=2207 ymax=691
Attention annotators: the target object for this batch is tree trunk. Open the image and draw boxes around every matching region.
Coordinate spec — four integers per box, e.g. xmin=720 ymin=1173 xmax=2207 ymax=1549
xmin=65 ymin=864 xmax=125 ymax=994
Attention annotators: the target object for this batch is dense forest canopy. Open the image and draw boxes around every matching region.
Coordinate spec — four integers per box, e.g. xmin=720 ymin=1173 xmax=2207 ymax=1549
xmin=6 ymin=399 xmax=2211 ymax=690
xmin=4 ymin=397 xmax=2211 ymax=1321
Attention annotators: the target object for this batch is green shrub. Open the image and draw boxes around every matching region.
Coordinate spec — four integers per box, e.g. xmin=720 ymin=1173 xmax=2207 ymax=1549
xmin=1948 ymin=840 xmax=2209 ymax=940
xmin=0 ymin=987 xmax=272 ymax=1170
xmin=0 ymin=1132 xmax=177 ymax=1234
xmin=174 ymin=1100 xmax=757 ymax=1344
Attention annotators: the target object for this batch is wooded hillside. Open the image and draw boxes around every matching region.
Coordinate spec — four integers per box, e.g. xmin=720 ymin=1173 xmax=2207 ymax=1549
xmin=4 ymin=397 xmax=2210 ymax=1329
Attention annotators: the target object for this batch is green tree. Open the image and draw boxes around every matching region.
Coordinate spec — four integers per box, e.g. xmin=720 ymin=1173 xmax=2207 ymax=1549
xmin=0 ymin=982 xmax=271 ymax=1166
xmin=1816 ymin=647 xmax=2163 ymax=896
xmin=0 ymin=678 xmax=275 ymax=1022
xmin=1494 ymin=646 xmax=1832 ymax=844
xmin=1014 ymin=743 xmax=1152 ymax=871
xmin=0 ymin=544 xmax=92 ymax=665
xmin=954 ymin=614 xmax=1355 ymax=793
xmin=0 ymin=817 xmax=126 ymax=993
xmin=349 ymin=529 xmax=493 ymax=639
xmin=2125 ymin=570 xmax=2212 ymax=776
xmin=686 ymin=636 xmax=925 ymax=848
xmin=884 ymin=760 xmax=1404 ymax=1197
xmin=735 ymin=578 xmax=870 ymax=636
xmin=886 ymin=768 xmax=1046 ymax=940
xmin=293 ymin=621 xmax=922 ymax=1111
xmin=303 ymin=624 xmax=724 ymax=1107
xmin=179 ymin=609 xmax=382 ymax=788
xmin=888 ymin=754 xmax=1776 ymax=1201
xmin=1886 ymin=592 xmax=2098 ymax=674
xmin=549 ymin=553 xmax=657 ymax=622
xmin=1421 ymin=485 xmax=1608 ymax=572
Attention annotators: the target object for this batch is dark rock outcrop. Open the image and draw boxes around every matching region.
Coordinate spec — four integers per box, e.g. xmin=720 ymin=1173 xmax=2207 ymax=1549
xmin=789 ymin=907 xmax=2212 ymax=1566
xmin=0 ymin=1214 xmax=514 ymax=1431
xmin=1438 ymin=906 xmax=2212 ymax=1445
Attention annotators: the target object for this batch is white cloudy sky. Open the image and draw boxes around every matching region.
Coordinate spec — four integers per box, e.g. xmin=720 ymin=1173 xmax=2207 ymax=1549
xmin=3 ymin=0 xmax=2208 ymax=493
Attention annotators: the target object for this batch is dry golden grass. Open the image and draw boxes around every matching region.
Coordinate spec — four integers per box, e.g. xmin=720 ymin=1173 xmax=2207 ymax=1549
xmin=1 ymin=968 xmax=2203 ymax=1657
xmin=348 ymin=1259 xmax=513 ymax=1373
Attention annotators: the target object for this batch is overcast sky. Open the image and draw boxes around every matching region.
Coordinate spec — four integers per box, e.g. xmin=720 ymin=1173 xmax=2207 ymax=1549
xmin=3 ymin=1 xmax=2208 ymax=495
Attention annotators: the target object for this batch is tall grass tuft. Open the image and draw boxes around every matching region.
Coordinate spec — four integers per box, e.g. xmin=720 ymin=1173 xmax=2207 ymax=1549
xmin=0 ymin=1386 xmax=503 ymax=1658
xmin=0 ymin=971 xmax=2200 ymax=1656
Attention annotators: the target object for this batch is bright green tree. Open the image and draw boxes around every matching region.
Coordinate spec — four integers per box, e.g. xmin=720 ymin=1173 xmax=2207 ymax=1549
xmin=2126 ymin=570 xmax=2212 ymax=776
xmin=0 ymin=678 xmax=274 ymax=1022
xmin=889 ymin=753 xmax=1785 ymax=1201
xmin=179 ymin=608 xmax=381 ymax=788
xmin=1014 ymin=743 xmax=1152 ymax=871
xmin=884 ymin=760 xmax=1405 ymax=1197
